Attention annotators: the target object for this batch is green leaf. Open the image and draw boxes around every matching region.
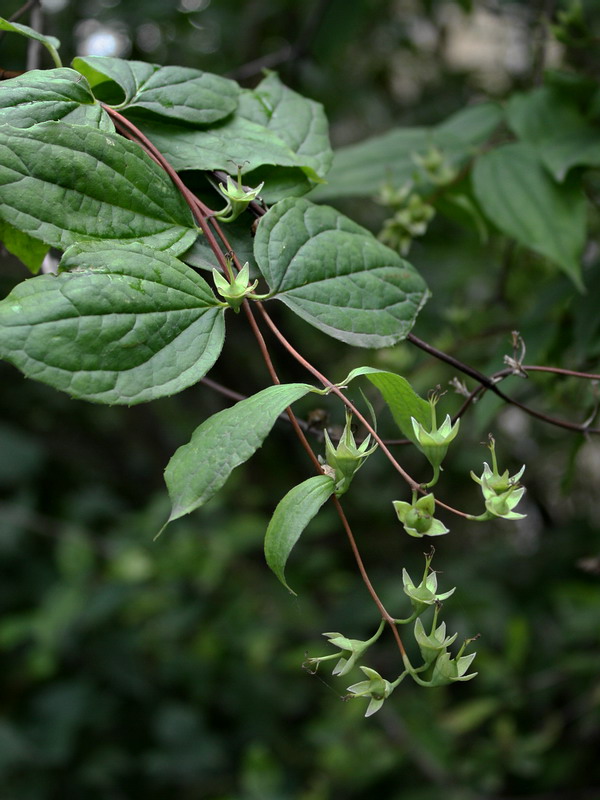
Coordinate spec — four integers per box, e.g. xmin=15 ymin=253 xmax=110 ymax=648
xmin=254 ymin=198 xmax=429 ymax=347
xmin=168 ymin=72 xmax=331 ymax=201
xmin=131 ymin=70 xmax=332 ymax=187
xmin=0 ymin=68 xmax=113 ymax=130
xmin=242 ymin=165 xmax=314 ymax=204
xmin=507 ymin=87 xmax=600 ymax=181
xmin=435 ymin=185 xmax=489 ymax=242
xmin=180 ymin=237 xmax=220 ymax=272
xmin=472 ymin=143 xmax=586 ymax=289
xmin=0 ymin=122 xmax=197 ymax=255
xmin=434 ymin=102 xmax=504 ymax=146
xmin=0 ymin=220 xmax=49 ymax=274
xmin=238 ymin=71 xmax=332 ymax=180
xmin=0 ymin=242 xmax=225 ymax=404
xmin=0 ymin=18 xmax=62 ymax=67
xmin=340 ymin=367 xmax=431 ymax=445
xmin=539 ymin=128 xmax=600 ymax=182
xmin=312 ymin=103 xmax=502 ymax=201
xmin=311 ymin=127 xmax=428 ymax=201
xmin=264 ymin=475 xmax=335 ymax=594
xmin=544 ymin=69 xmax=599 ymax=107
xmin=73 ymin=56 xmax=239 ymax=124
xmin=164 ymin=383 xmax=315 ymax=523
xmin=507 ymin=88 xmax=578 ymax=148
xmin=134 ymin=113 xmax=307 ymax=175
xmin=181 ymin=217 xmax=257 ymax=274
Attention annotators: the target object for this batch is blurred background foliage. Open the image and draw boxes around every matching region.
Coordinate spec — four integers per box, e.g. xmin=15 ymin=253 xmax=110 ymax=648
xmin=1 ymin=0 xmax=600 ymax=797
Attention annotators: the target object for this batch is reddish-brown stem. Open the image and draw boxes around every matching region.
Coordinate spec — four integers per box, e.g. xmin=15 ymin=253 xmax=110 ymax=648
xmin=99 ymin=109 xmax=525 ymax=511
xmin=242 ymin=300 xmax=404 ymax=637
xmin=243 ymin=306 xmax=403 ymax=648
xmin=256 ymin=305 xmax=474 ymax=517
xmin=452 ymin=384 xmax=486 ymax=423
xmin=522 ymin=364 xmax=600 ymax=380
xmin=243 ymin=303 xmax=405 ymax=652
xmin=333 ymin=496 xmax=406 ymax=656
xmin=107 ymin=108 xmax=250 ymax=283
xmin=255 ymin=306 xmax=475 ymax=510
xmin=200 ymin=377 xmax=246 ymax=404
xmin=451 ymin=368 xmax=600 ymax=434
xmin=102 ymin=106 xmax=232 ymax=276
xmin=101 ymin=108 xmax=331 ymax=479
xmin=241 ymin=302 xmax=323 ymax=473
xmin=100 ymin=107 xmax=420 ymax=650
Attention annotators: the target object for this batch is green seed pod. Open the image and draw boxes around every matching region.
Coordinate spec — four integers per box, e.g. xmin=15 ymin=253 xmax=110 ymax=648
xmin=405 ymin=507 xmax=433 ymax=533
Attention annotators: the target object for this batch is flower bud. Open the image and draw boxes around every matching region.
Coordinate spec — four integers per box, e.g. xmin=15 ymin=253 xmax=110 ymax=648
xmin=471 ymin=436 xmax=526 ymax=520
xmin=393 ymin=493 xmax=449 ymax=538
xmin=413 ymin=616 xmax=457 ymax=665
xmin=405 ymin=506 xmax=433 ymax=533
xmin=402 ymin=563 xmax=455 ymax=617
xmin=212 ymin=262 xmax=259 ymax=312
xmin=484 ymin=485 xmax=526 ymax=520
xmin=428 ymin=647 xmax=477 ymax=687
xmin=304 ymin=620 xmax=385 ymax=678
xmin=411 ymin=413 xmax=460 ymax=475
xmin=321 ymin=411 xmax=377 ymax=496
xmin=216 ymin=168 xmax=264 ymax=223
xmin=346 ymin=666 xmax=394 ymax=717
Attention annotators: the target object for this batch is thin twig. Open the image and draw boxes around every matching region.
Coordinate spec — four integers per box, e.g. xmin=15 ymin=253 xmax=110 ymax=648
xmin=256 ymin=304 xmax=423 ymax=492
xmin=103 ymin=106 xmax=230 ymax=277
xmin=103 ymin=107 xmax=328 ymax=475
xmin=200 ymin=376 xmax=319 ymax=436
xmin=242 ymin=301 xmax=406 ymax=652
xmin=9 ymin=0 xmax=38 ymax=22
xmin=200 ymin=376 xmax=246 ymax=404
xmin=256 ymin=305 xmax=475 ymax=520
xmin=228 ymin=0 xmax=333 ymax=81
xmin=0 ymin=0 xmax=39 ymax=49
xmin=529 ymin=0 xmax=556 ymax=87
xmin=408 ymin=333 xmax=600 ymax=434
xmin=522 ymin=364 xmax=600 ymax=380
xmin=99 ymin=105 xmax=466 ymax=652
xmin=333 ymin=496 xmax=406 ymax=657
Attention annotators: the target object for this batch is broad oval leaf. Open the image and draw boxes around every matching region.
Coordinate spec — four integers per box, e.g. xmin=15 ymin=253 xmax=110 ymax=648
xmin=312 ymin=103 xmax=502 ymax=201
xmin=0 ymin=122 xmax=197 ymax=255
xmin=264 ymin=475 xmax=335 ymax=594
xmin=135 ymin=113 xmax=327 ymax=203
xmin=312 ymin=128 xmax=429 ymax=202
xmin=434 ymin=102 xmax=504 ymax=146
xmin=341 ymin=367 xmax=431 ymax=445
xmin=254 ymin=198 xmax=429 ymax=347
xmin=164 ymin=383 xmax=315 ymax=523
xmin=241 ymin=165 xmax=315 ymax=204
xmin=507 ymin=87 xmax=600 ymax=182
xmin=135 ymin=114 xmax=305 ymax=174
xmin=0 ymin=242 xmax=225 ymax=404
xmin=473 ymin=143 xmax=586 ymax=289
xmin=0 ymin=68 xmax=113 ymax=130
xmin=73 ymin=56 xmax=239 ymax=124
xmin=238 ymin=71 xmax=333 ymax=180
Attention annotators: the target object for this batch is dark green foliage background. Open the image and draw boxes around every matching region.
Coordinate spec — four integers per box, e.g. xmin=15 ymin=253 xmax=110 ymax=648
xmin=1 ymin=1 xmax=600 ymax=798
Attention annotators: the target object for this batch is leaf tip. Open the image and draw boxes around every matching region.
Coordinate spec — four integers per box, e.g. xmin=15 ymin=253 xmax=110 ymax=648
xmin=154 ymin=520 xmax=170 ymax=541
